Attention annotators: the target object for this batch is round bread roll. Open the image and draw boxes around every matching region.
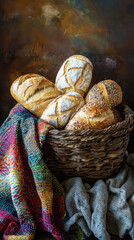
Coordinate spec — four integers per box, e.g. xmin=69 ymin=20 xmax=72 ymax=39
xmin=85 ymin=79 xmax=123 ymax=115
xmin=65 ymin=102 xmax=120 ymax=130
xmin=10 ymin=73 xmax=61 ymax=118
xmin=55 ymin=55 xmax=93 ymax=97
xmin=40 ymin=92 xmax=85 ymax=129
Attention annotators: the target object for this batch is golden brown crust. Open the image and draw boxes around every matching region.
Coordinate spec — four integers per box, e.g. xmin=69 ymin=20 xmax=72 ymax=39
xmin=89 ymin=109 xmax=116 ymax=129
xmin=85 ymin=84 xmax=109 ymax=116
xmin=10 ymin=73 xmax=61 ymax=118
xmin=65 ymin=102 xmax=120 ymax=130
xmin=85 ymin=80 xmax=123 ymax=111
xmin=99 ymin=79 xmax=123 ymax=107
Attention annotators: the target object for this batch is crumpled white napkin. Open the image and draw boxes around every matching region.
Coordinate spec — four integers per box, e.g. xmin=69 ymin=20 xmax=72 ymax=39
xmin=62 ymin=153 xmax=134 ymax=240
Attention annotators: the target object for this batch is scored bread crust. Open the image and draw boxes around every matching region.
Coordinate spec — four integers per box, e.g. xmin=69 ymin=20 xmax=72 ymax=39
xmin=85 ymin=79 xmax=123 ymax=113
xmin=65 ymin=102 xmax=120 ymax=130
xmin=10 ymin=73 xmax=61 ymax=117
xmin=55 ymin=55 xmax=93 ymax=97
xmin=41 ymin=92 xmax=85 ymax=129
xmin=85 ymin=84 xmax=109 ymax=116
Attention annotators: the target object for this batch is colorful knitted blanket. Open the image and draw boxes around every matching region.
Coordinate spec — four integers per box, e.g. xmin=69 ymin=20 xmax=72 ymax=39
xmin=0 ymin=104 xmax=85 ymax=240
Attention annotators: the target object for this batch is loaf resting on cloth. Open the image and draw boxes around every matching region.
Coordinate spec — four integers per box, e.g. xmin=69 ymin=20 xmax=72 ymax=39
xmin=0 ymin=104 xmax=85 ymax=240
xmin=62 ymin=153 xmax=134 ymax=240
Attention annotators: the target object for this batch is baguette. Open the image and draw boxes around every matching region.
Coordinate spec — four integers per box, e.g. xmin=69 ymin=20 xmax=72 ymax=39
xmin=10 ymin=73 xmax=61 ymax=117
xmin=55 ymin=55 xmax=93 ymax=97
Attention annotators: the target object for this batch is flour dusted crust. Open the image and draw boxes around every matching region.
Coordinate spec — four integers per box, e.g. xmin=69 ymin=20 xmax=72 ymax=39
xmin=55 ymin=55 xmax=93 ymax=97
xmin=10 ymin=73 xmax=61 ymax=117
xmin=40 ymin=92 xmax=85 ymax=129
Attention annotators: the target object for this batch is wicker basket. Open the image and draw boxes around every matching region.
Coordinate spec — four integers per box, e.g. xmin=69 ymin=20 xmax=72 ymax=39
xmin=44 ymin=104 xmax=134 ymax=183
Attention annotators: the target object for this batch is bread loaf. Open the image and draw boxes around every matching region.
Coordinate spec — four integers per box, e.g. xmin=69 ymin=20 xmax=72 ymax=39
xmin=65 ymin=102 xmax=120 ymax=130
xmin=40 ymin=92 xmax=85 ymax=129
xmin=10 ymin=73 xmax=61 ymax=117
xmin=55 ymin=55 xmax=93 ymax=97
xmin=85 ymin=80 xmax=123 ymax=115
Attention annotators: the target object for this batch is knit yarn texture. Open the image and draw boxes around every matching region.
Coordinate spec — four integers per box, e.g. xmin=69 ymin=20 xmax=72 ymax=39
xmin=0 ymin=104 xmax=69 ymax=240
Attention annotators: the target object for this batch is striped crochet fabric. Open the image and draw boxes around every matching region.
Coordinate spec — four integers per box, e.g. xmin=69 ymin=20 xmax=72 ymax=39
xmin=0 ymin=104 xmax=85 ymax=240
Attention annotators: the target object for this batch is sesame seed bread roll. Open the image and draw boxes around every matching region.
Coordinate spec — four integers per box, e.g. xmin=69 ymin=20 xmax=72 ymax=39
xmin=55 ymin=55 xmax=93 ymax=97
xmin=40 ymin=92 xmax=85 ymax=129
xmin=10 ymin=73 xmax=61 ymax=118
xmin=85 ymin=80 xmax=123 ymax=114
xmin=65 ymin=102 xmax=120 ymax=130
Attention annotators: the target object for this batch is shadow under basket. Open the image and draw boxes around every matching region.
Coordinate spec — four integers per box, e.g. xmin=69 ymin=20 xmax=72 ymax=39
xmin=44 ymin=104 xmax=134 ymax=183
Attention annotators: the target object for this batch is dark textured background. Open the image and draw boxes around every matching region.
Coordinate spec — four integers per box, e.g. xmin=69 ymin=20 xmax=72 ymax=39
xmin=0 ymin=0 xmax=134 ymax=151
xmin=0 ymin=1 xmax=134 ymax=239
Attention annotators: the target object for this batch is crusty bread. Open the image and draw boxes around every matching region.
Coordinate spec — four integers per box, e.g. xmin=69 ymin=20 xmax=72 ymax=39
xmin=40 ymin=92 xmax=85 ymax=129
xmin=85 ymin=80 xmax=123 ymax=115
xmin=55 ymin=55 xmax=93 ymax=97
xmin=10 ymin=73 xmax=61 ymax=118
xmin=65 ymin=102 xmax=120 ymax=130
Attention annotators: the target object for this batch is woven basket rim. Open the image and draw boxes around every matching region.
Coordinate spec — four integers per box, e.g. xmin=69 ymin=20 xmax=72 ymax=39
xmin=47 ymin=103 xmax=134 ymax=137
xmin=45 ymin=103 xmax=134 ymax=182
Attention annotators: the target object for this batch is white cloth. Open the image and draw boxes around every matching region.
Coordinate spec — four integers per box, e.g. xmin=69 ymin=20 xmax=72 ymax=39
xmin=62 ymin=153 xmax=134 ymax=240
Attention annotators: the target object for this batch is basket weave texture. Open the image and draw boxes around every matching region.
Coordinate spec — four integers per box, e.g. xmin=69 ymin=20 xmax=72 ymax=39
xmin=44 ymin=104 xmax=134 ymax=183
